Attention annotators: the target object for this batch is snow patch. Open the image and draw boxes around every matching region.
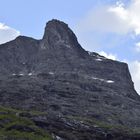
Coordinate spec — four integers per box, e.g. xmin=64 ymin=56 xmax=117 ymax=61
xmin=88 ymin=51 xmax=92 ymax=55
xmin=28 ymin=73 xmax=33 ymax=76
xmin=96 ymin=55 xmax=106 ymax=60
xmin=106 ymin=80 xmax=114 ymax=83
xmin=65 ymin=44 xmax=71 ymax=48
xmin=12 ymin=73 xmax=33 ymax=76
xmin=88 ymin=52 xmax=105 ymax=61
xmin=92 ymin=77 xmax=114 ymax=83
xmin=49 ymin=72 xmax=54 ymax=75
xmin=56 ymin=135 xmax=63 ymax=140
xmin=95 ymin=58 xmax=103 ymax=61
xmin=92 ymin=77 xmax=104 ymax=81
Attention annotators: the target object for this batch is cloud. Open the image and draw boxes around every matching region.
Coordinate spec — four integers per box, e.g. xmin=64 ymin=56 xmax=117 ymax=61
xmin=99 ymin=51 xmax=117 ymax=60
xmin=74 ymin=1 xmax=140 ymax=95
xmin=135 ymin=42 xmax=140 ymax=52
xmin=97 ymin=51 xmax=140 ymax=95
xmin=98 ymin=51 xmax=140 ymax=94
xmin=76 ymin=0 xmax=140 ymax=36
xmin=0 ymin=23 xmax=20 ymax=44
xmin=108 ymin=0 xmax=140 ymax=35
xmin=129 ymin=61 xmax=140 ymax=94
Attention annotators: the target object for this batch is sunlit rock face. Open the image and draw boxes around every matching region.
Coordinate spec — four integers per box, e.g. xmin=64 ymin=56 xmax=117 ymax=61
xmin=0 ymin=19 xmax=140 ymax=139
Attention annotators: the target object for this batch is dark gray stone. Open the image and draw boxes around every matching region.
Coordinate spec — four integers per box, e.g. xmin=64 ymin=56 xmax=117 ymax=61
xmin=0 ymin=19 xmax=140 ymax=139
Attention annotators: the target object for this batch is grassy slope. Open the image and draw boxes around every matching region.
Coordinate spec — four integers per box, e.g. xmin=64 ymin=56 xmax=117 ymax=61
xmin=0 ymin=106 xmax=52 ymax=140
xmin=0 ymin=105 xmax=140 ymax=140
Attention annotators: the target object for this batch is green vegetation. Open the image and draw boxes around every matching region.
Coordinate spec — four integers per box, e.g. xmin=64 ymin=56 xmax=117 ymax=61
xmin=67 ymin=115 xmax=140 ymax=135
xmin=0 ymin=105 xmax=47 ymax=116
xmin=0 ymin=105 xmax=52 ymax=140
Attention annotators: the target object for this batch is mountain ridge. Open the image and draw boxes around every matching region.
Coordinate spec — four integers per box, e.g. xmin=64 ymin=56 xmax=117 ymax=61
xmin=0 ymin=19 xmax=139 ymax=140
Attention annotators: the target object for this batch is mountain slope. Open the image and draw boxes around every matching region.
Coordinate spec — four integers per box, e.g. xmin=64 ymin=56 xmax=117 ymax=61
xmin=0 ymin=19 xmax=140 ymax=139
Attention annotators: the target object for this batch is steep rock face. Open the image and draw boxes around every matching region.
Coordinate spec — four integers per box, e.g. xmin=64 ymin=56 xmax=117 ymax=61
xmin=0 ymin=19 xmax=140 ymax=139
xmin=0 ymin=36 xmax=39 ymax=74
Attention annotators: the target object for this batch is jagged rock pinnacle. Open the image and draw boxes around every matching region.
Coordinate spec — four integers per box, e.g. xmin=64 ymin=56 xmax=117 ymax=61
xmin=43 ymin=19 xmax=78 ymax=46
xmin=0 ymin=19 xmax=139 ymax=140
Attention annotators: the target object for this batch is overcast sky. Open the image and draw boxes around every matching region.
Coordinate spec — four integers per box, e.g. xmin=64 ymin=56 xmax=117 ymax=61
xmin=0 ymin=0 xmax=140 ymax=94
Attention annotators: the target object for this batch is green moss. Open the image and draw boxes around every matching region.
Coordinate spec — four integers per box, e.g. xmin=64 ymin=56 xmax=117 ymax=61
xmin=0 ymin=106 xmax=18 ymax=114
xmin=0 ymin=106 xmax=52 ymax=140
xmin=67 ymin=116 xmax=140 ymax=135
xmin=0 ymin=105 xmax=47 ymax=116
xmin=0 ymin=130 xmax=52 ymax=140
xmin=28 ymin=110 xmax=47 ymax=116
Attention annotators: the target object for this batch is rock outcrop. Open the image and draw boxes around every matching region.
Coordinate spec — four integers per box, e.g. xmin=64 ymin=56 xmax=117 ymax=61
xmin=0 ymin=19 xmax=140 ymax=139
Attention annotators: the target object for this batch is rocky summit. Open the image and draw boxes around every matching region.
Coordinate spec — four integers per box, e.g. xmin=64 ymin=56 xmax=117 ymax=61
xmin=0 ymin=19 xmax=140 ymax=140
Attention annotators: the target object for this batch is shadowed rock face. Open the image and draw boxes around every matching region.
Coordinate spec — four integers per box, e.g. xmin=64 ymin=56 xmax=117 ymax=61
xmin=0 ymin=19 xmax=140 ymax=139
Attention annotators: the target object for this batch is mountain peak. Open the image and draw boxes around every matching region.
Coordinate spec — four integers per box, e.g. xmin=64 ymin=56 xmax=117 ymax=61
xmin=43 ymin=19 xmax=78 ymax=46
xmin=46 ymin=19 xmax=68 ymax=27
xmin=0 ymin=19 xmax=139 ymax=139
